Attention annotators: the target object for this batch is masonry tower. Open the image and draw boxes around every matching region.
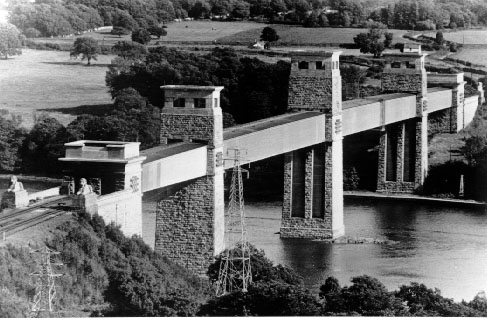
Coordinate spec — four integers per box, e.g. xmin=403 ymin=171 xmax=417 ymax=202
xmin=378 ymin=51 xmax=428 ymax=192
xmin=281 ymin=52 xmax=344 ymax=239
xmin=155 ymin=85 xmax=225 ymax=274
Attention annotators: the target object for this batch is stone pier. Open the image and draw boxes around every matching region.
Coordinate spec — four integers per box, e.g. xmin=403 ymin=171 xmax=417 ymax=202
xmin=155 ymin=86 xmax=224 ymax=274
xmin=281 ymin=52 xmax=344 ymax=239
xmin=377 ymin=52 xmax=428 ymax=193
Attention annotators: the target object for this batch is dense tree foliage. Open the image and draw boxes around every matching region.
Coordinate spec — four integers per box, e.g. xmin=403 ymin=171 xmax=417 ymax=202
xmin=70 ymin=37 xmax=100 ymax=65
xmin=9 ymin=0 xmax=487 ymax=37
xmin=131 ymin=28 xmax=151 ymax=44
xmin=0 ymin=23 xmax=22 ymax=59
xmin=46 ymin=213 xmax=211 ymax=316
xmin=21 ymin=114 xmax=68 ymax=174
xmin=0 ymin=116 xmax=26 ymax=172
xmin=106 ymin=46 xmax=289 ymax=125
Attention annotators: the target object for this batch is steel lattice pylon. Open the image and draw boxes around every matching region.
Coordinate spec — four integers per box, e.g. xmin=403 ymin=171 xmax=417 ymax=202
xmin=215 ymin=149 xmax=252 ymax=296
xmin=30 ymin=246 xmax=63 ymax=318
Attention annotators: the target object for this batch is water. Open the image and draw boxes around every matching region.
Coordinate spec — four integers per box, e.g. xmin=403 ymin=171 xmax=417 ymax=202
xmin=143 ymin=198 xmax=487 ymax=302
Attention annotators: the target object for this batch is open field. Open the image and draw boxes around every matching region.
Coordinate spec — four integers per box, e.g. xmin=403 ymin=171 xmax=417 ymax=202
xmin=164 ymin=20 xmax=261 ymax=41
xmin=34 ymin=21 xmax=415 ymax=48
xmin=449 ymin=48 xmax=487 ymax=68
xmin=0 ymin=49 xmax=113 ymax=128
xmin=33 ymin=21 xmax=262 ymax=47
xmin=217 ymin=25 xmax=415 ymax=45
xmin=426 ymin=30 xmax=487 ymax=45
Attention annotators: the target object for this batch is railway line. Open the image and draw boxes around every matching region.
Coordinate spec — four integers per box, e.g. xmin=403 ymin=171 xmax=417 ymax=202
xmin=0 ymin=195 xmax=73 ymax=238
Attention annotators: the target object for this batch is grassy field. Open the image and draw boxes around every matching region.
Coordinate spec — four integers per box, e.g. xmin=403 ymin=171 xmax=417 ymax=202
xmin=449 ymin=48 xmax=487 ymax=68
xmin=36 ymin=21 xmax=414 ymax=48
xmin=431 ymin=30 xmax=487 ymax=45
xmin=0 ymin=49 xmax=113 ymax=128
xmin=217 ymin=25 xmax=414 ymax=45
xmin=34 ymin=21 xmax=262 ymax=47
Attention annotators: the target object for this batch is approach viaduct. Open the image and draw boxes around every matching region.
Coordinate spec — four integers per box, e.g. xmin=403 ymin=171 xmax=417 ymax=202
xmin=59 ymin=50 xmax=484 ymax=274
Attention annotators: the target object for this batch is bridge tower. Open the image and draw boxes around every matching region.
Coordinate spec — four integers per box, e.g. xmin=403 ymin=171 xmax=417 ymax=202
xmin=155 ymin=85 xmax=225 ymax=274
xmin=378 ymin=51 xmax=428 ymax=192
xmin=281 ymin=52 xmax=344 ymax=239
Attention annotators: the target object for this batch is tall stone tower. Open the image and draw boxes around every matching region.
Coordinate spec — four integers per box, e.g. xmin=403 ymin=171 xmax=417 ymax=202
xmin=156 ymin=85 xmax=225 ymax=274
xmin=281 ymin=52 xmax=344 ymax=239
xmin=377 ymin=51 xmax=428 ymax=192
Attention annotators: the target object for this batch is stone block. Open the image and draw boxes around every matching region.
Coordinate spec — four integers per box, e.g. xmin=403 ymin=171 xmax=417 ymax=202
xmin=1 ymin=190 xmax=29 ymax=209
xmin=71 ymin=193 xmax=98 ymax=214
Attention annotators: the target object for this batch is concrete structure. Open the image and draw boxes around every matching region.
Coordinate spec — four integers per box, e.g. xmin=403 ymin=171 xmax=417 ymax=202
xmin=59 ymin=141 xmax=146 ymax=236
xmin=60 ymin=49 xmax=484 ymax=275
xmin=2 ymin=190 xmax=29 ymax=208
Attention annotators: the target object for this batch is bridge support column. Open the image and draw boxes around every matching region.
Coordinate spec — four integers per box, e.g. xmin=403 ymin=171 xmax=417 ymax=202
xmin=377 ymin=115 xmax=427 ymax=193
xmin=155 ymin=86 xmax=225 ymax=275
xmin=281 ymin=120 xmax=344 ymax=239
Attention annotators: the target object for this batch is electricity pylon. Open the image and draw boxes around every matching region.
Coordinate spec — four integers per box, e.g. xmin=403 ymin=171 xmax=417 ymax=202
xmin=29 ymin=246 xmax=63 ymax=318
xmin=215 ymin=148 xmax=252 ymax=296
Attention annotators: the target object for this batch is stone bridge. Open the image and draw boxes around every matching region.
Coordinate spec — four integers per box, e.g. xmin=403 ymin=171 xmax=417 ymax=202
xmin=59 ymin=50 xmax=484 ymax=274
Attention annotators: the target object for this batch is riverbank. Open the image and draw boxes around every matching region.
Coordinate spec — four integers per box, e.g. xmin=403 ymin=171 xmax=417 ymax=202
xmin=344 ymin=190 xmax=486 ymax=208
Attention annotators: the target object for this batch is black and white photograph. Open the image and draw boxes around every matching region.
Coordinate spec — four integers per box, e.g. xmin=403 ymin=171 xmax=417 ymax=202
xmin=0 ymin=0 xmax=487 ymax=316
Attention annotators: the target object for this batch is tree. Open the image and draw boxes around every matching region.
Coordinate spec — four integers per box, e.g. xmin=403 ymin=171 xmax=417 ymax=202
xmin=435 ymin=30 xmax=445 ymax=45
xmin=231 ymin=2 xmax=250 ymax=19
xmin=0 ymin=116 xmax=27 ymax=172
xmin=111 ymin=26 xmax=130 ymax=37
xmin=303 ymin=11 xmax=319 ymax=27
xmin=384 ymin=32 xmax=393 ymax=48
xmin=131 ymin=28 xmax=151 ymax=45
xmin=70 ymin=37 xmax=100 ymax=65
xmin=198 ymin=281 xmax=324 ymax=316
xmin=22 ymin=114 xmax=67 ymax=173
xmin=0 ymin=23 xmax=22 ymax=59
xmin=207 ymin=243 xmax=302 ymax=287
xmin=260 ymin=26 xmax=279 ymax=49
xmin=112 ymin=41 xmax=148 ymax=61
xmin=353 ymin=25 xmax=386 ymax=58
xmin=23 ymin=27 xmax=41 ymax=38
xmin=148 ymin=25 xmax=167 ymax=39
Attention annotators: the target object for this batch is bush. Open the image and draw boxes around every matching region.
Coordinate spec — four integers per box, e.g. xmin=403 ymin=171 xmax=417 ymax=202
xmin=198 ymin=281 xmax=324 ymax=316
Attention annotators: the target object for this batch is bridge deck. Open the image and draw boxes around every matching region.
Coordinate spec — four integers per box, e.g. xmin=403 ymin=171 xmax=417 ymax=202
xmin=224 ymin=112 xmax=325 ymax=168
xmin=342 ymin=93 xmax=416 ymax=136
xmin=141 ymin=89 xmax=458 ymax=191
xmin=141 ymin=143 xmax=208 ymax=192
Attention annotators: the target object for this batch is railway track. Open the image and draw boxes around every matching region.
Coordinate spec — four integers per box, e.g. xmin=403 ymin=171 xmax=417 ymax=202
xmin=0 ymin=196 xmax=72 ymax=238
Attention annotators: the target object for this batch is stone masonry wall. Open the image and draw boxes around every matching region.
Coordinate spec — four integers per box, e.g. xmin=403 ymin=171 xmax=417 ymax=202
xmin=160 ymin=114 xmax=214 ymax=144
xmin=377 ymin=126 xmax=413 ymax=193
xmin=155 ymin=176 xmax=216 ymax=274
xmin=428 ymin=109 xmax=454 ymax=135
xmin=281 ymin=145 xmax=334 ymax=239
xmin=288 ymin=76 xmax=333 ymax=111
xmin=382 ymin=73 xmax=424 ymax=94
xmin=377 ymin=123 xmax=415 ymax=193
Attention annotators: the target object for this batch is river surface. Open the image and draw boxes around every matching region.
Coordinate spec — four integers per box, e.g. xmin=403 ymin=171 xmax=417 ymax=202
xmin=142 ymin=197 xmax=487 ymax=302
